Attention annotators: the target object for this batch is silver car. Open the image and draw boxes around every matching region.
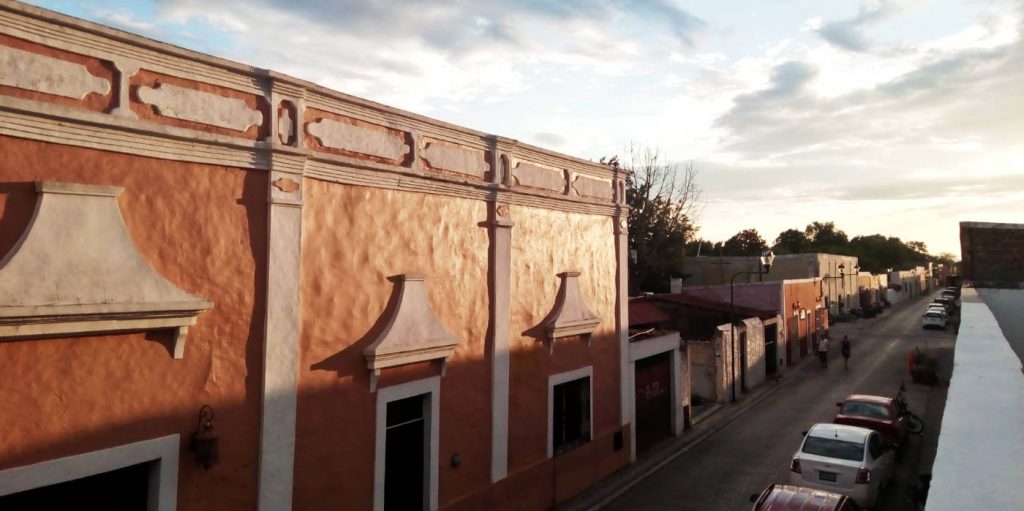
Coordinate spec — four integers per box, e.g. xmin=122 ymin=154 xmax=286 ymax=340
xmin=789 ymin=424 xmax=895 ymax=508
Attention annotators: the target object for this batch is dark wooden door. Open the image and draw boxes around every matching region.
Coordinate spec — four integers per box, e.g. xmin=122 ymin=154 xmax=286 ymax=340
xmin=790 ymin=316 xmax=803 ymax=359
xmin=765 ymin=323 xmax=778 ymax=375
xmin=634 ymin=352 xmax=673 ymax=454
xmin=385 ymin=394 xmax=427 ymax=511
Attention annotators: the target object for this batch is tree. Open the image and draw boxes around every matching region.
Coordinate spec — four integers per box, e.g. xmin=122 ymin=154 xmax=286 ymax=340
xmin=848 ymin=234 xmax=929 ymax=273
xmin=623 ymin=145 xmax=702 ymax=293
xmin=722 ymin=228 xmax=768 ymax=256
xmin=906 ymin=241 xmax=928 ymax=254
xmin=805 ymin=221 xmax=849 ymax=252
xmin=773 ymin=228 xmax=809 ymax=254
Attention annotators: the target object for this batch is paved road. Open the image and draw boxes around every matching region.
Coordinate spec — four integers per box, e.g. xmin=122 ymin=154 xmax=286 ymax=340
xmin=605 ymin=293 xmax=956 ymax=510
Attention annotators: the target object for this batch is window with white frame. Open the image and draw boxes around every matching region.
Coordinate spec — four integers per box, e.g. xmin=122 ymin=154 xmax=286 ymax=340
xmin=551 ymin=374 xmax=591 ymax=455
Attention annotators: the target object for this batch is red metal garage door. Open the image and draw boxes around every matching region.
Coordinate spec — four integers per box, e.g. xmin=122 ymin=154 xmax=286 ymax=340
xmin=634 ymin=352 xmax=672 ymax=454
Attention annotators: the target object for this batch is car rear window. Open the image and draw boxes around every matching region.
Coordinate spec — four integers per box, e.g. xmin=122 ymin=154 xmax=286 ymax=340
xmin=802 ymin=436 xmax=864 ymax=461
xmin=925 ymin=312 xmax=943 ymax=319
xmin=840 ymin=402 xmax=891 ymax=419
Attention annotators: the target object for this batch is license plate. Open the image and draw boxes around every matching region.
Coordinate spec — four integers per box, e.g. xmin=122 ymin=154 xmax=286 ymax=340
xmin=819 ymin=471 xmax=837 ymax=482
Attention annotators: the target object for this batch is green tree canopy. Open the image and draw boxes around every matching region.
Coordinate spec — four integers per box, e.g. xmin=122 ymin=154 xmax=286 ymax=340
xmin=805 ymin=221 xmax=849 ymax=252
xmin=773 ymin=228 xmax=809 ymax=254
xmin=722 ymin=228 xmax=768 ymax=256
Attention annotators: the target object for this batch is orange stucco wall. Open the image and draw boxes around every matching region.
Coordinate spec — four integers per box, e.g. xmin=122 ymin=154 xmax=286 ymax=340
xmin=294 ymin=178 xmax=492 ymax=510
xmin=0 ymin=136 xmax=266 ymax=510
xmin=783 ymin=280 xmax=827 ymax=361
xmin=506 ymin=206 xmax=626 ymax=504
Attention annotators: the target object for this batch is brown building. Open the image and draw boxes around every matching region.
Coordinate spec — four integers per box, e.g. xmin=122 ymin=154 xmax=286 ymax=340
xmin=0 ymin=3 xmax=631 ymax=510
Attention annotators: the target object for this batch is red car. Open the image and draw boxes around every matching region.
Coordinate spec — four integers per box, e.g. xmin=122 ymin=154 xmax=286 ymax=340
xmin=833 ymin=395 xmax=908 ymax=453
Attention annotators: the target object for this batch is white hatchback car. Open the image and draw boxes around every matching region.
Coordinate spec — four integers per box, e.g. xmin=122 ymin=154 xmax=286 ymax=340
xmin=922 ymin=311 xmax=947 ymax=330
xmin=789 ymin=424 xmax=895 ymax=508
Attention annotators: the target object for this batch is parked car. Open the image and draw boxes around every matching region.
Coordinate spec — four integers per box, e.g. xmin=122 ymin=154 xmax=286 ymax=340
xmin=750 ymin=484 xmax=862 ymax=510
xmin=922 ymin=311 xmax=947 ymax=330
xmin=789 ymin=424 xmax=895 ymax=508
xmin=833 ymin=395 xmax=908 ymax=455
xmin=925 ymin=306 xmax=947 ymax=319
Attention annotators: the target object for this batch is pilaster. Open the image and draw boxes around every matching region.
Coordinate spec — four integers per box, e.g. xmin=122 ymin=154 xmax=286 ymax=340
xmin=487 ymin=139 xmax=515 ymax=482
xmin=257 ymin=80 xmax=306 ymax=511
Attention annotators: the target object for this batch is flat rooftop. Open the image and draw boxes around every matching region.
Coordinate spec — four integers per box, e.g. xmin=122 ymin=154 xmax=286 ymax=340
xmin=927 ymin=287 xmax=1024 ymax=511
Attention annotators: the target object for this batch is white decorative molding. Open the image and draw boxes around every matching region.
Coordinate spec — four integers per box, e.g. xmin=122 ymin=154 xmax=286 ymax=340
xmin=0 ymin=434 xmax=180 ymax=510
xmin=487 ymin=201 xmax=513 ymax=482
xmin=278 ymin=104 xmax=295 ymax=144
xmin=258 ymin=162 xmax=304 ymax=511
xmin=306 ymin=117 xmax=410 ymax=160
xmin=0 ymin=45 xmax=109 ymax=99
xmin=542 ymin=272 xmax=601 ymax=352
xmin=420 ymin=139 xmax=489 ymax=178
xmin=0 ymin=98 xmax=619 ymax=218
xmin=0 ymin=182 xmax=213 ymax=358
xmin=512 ymin=161 xmax=566 ymax=193
xmin=137 ymin=82 xmax=263 ymax=132
xmin=363 ymin=274 xmax=459 ymax=391
xmin=614 ymin=207 xmax=630 ymax=427
xmin=571 ymin=174 xmax=613 ymax=201
xmin=110 ymin=58 xmax=139 ymax=119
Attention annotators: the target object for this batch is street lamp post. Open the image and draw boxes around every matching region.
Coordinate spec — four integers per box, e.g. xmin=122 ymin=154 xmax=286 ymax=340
xmin=729 ymin=249 xmax=775 ymax=403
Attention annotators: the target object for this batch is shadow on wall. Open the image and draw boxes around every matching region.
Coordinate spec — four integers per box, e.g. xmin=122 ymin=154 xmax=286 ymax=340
xmin=309 ymin=275 xmax=404 ymax=379
xmin=0 ymin=182 xmax=40 ymax=260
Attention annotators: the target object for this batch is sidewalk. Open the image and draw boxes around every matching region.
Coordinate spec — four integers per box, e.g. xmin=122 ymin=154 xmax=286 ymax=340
xmin=556 ymin=314 xmax=881 ymax=511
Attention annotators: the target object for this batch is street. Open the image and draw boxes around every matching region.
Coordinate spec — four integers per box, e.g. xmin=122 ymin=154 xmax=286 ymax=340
xmin=605 ymin=293 xmax=956 ymax=510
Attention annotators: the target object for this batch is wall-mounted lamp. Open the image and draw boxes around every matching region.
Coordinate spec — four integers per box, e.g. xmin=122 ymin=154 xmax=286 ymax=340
xmin=191 ymin=405 xmax=219 ymax=469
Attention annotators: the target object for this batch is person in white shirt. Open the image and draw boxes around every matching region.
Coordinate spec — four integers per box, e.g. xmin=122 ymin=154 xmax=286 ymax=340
xmin=817 ymin=334 xmax=830 ymax=368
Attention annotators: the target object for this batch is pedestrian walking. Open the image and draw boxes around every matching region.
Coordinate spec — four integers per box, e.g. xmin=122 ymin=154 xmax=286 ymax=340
xmin=841 ymin=335 xmax=852 ymax=369
xmin=817 ymin=334 xmax=830 ymax=368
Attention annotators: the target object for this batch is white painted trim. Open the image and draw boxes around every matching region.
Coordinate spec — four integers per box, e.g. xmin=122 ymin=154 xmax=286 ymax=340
xmin=627 ymin=332 xmax=684 ymax=461
xmin=0 ymin=434 xmax=179 ymax=511
xmin=547 ymin=365 xmax=594 ymax=459
xmin=257 ymin=169 xmax=303 ymax=511
xmin=614 ymin=211 xmax=631 ymax=428
xmin=782 ymin=277 xmax=818 ymax=284
xmin=628 ymin=332 xmax=679 ymax=362
xmin=374 ymin=376 xmax=441 ymax=511
xmin=488 ymin=202 xmax=513 ymax=483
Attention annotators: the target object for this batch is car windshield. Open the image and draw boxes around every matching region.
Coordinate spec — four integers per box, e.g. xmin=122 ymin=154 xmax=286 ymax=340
xmin=841 ymin=402 xmax=892 ymax=419
xmin=802 ymin=436 xmax=864 ymax=461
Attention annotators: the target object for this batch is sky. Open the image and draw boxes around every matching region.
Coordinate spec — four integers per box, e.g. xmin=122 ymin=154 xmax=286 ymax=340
xmin=28 ymin=0 xmax=1024 ymax=258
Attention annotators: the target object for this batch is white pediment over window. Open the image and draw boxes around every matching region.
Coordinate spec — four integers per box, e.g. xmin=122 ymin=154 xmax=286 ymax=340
xmin=0 ymin=182 xmax=213 ymax=358
xmin=542 ymin=271 xmax=601 ymax=352
xmin=364 ymin=274 xmax=459 ymax=392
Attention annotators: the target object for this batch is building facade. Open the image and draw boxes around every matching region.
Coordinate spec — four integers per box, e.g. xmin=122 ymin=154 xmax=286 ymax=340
xmin=0 ymin=3 xmax=631 ymax=510
xmin=684 ymin=253 xmax=861 ymax=316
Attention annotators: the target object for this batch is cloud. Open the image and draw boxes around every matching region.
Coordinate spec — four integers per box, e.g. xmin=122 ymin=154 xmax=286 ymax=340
xmin=140 ymin=0 xmax=706 ymax=115
xmin=817 ymin=0 xmax=904 ymax=52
